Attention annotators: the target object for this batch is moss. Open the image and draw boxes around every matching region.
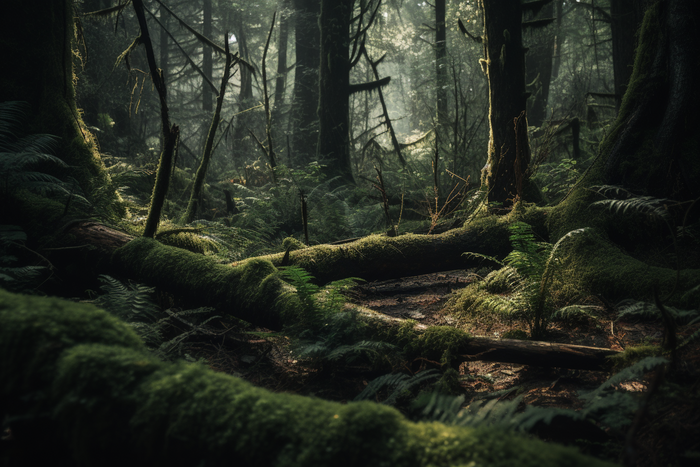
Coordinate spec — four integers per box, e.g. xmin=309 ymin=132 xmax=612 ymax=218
xmin=282 ymin=236 xmax=307 ymax=251
xmin=112 ymin=237 xmax=301 ymax=330
xmin=607 ymin=345 xmax=663 ymax=371
xmin=0 ymin=288 xmax=143 ymax=399
xmin=1 ymin=289 xmax=615 ymax=467
xmin=444 ymin=280 xmax=517 ymax=323
xmin=558 ymin=231 xmax=700 ymax=304
xmin=254 ymin=214 xmax=521 ymax=285
xmin=157 ymin=231 xmax=221 ymax=254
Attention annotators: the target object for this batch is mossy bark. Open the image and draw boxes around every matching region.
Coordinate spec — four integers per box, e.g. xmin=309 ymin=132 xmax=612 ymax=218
xmin=546 ymin=0 xmax=700 ymax=304
xmin=0 ymin=0 xmax=113 ymax=207
xmin=0 ymin=288 xmax=617 ymax=467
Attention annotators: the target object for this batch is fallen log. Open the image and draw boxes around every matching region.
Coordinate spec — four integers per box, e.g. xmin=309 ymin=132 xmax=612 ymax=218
xmin=455 ymin=337 xmax=617 ymax=371
xmin=52 ymin=221 xmax=618 ymax=371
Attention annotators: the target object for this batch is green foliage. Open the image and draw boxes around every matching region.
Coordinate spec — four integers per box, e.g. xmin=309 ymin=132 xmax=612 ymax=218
xmin=463 ymin=222 xmax=587 ymax=338
xmin=354 ymin=369 xmax=441 ymax=405
xmin=591 ymin=185 xmax=674 ymax=221
xmin=0 ymin=101 xmax=88 ymax=207
xmin=0 ymin=224 xmax=46 ymax=292
xmin=277 ymin=266 xmax=395 ymax=367
xmin=93 ymin=274 xmax=217 ymax=360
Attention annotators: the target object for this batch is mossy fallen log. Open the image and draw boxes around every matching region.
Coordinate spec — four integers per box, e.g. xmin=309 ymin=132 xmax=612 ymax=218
xmin=56 ymin=223 xmax=619 ymax=371
xmin=252 ymin=207 xmax=547 ymax=284
xmin=0 ymin=288 xmax=617 ymax=467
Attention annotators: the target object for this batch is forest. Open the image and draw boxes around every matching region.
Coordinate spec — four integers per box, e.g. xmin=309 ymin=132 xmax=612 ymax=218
xmin=1 ymin=0 xmax=699 ymax=465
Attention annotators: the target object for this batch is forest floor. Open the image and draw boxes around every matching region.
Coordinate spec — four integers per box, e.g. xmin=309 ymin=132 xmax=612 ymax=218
xmin=177 ymin=268 xmax=700 ymax=466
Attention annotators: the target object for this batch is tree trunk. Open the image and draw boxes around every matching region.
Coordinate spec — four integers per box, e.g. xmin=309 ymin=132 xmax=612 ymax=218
xmin=524 ymin=2 xmax=555 ymax=128
xmin=481 ymin=0 xmax=531 ymax=209
xmin=290 ymin=0 xmax=321 ymax=167
xmin=0 ymin=0 xmax=112 ymax=201
xmin=231 ymin=15 xmax=255 ymax=163
xmin=57 ymin=220 xmax=618 ymax=371
xmin=317 ymin=0 xmax=354 ymax=186
xmin=273 ymin=1 xmax=291 ymax=132
xmin=602 ymin=0 xmax=699 ymax=201
xmin=610 ymin=0 xmax=649 ymax=111
xmin=202 ymin=0 xmax=213 ymax=112
xmin=435 ymin=0 xmax=448 ymax=134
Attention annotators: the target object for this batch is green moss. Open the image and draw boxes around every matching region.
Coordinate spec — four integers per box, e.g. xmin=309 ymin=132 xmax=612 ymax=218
xmin=157 ymin=231 xmax=221 ymax=254
xmin=1 ymin=289 xmax=615 ymax=467
xmin=0 ymin=288 xmax=143 ymax=398
xmin=558 ymin=231 xmax=700 ymax=304
xmin=112 ymin=237 xmax=300 ymax=330
xmin=607 ymin=345 xmax=663 ymax=371
xmin=282 ymin=236 xmax=307 ymax=251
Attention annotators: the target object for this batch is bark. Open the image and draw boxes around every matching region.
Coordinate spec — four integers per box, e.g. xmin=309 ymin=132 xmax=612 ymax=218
xmin=202 ymin=0 xmax=213 ymax=112
xmin=610 ymin=0 xmax=649 ymax=111
xmin=435 ymin=0 xmax=448 ymax=133
xmin=273 ymin=1 xmax=291 ymax=129
xmin=0 ymin=0 xmax=112 ymax=200
xmin=455 ymin=337 xmax=616 ymax=371
xmin=481 ymin=0 xmax=531 ymax=209
xmin=317 ymin=0 xmax=354 ymax=186
xmin=524 ymin=1 xmax=555 ymax=128
xmin=289 ymin=0 xmax=321 ymax=167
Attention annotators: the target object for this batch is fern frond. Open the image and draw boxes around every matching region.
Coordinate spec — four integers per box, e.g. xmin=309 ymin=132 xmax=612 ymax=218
xmin=591 ymin=185 xmax=672 ymax=220
xmin=354 ymin=369 xmax=441 ymax=404
xmin=582 ymin=356 xmax=667 ymax=400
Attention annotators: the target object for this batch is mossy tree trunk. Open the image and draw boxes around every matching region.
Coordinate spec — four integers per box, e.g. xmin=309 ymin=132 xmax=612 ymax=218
xmin=317 ymin=0 xmax=354 ymax=186
xmin=546 ymin=0 xmax=700 ymax=304
xmin=290 ymin=0 xmax=321 ymax=167
xmin=480 ymin=0 xmax=531 ymax=210
xmin=0 ymin=0 xmax=113 ymax=204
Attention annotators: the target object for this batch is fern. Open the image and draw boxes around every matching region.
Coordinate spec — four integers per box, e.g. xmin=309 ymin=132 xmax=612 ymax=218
xmin=354 ymin=369 xmax=441 ymax=405
xmin=0 ymin=224 xmax=46 ymax=291
xmin=463 ymin=222 xmax=586 ymax=338
xmin=94 ymin=274 xmax=160 ymax=323
xmin=616 ymin=299 xmax=699 ymax=325
xmin=591 ymin=185 xmax=672 ymax=221
xmin=0 ymin=101 xmax=89 ymax=206
xmin=92 ymin=275 xmax=219 ymax=360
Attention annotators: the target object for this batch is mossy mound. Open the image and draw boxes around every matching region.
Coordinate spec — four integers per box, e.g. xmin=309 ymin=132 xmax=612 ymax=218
xmin=0 ymin=288 xmax=616 ymax=467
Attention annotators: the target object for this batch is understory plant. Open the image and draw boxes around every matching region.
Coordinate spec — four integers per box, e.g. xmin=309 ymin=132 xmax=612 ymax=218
xmin=277 ymin=266 xmax=396 ymax=368
xmin=463 ymin=221 xmax=587 ymax=338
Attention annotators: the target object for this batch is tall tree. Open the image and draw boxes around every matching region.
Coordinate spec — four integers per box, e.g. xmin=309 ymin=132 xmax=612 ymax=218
xmin=289 ymin=0 xmax=321 ymax=167
xmin=273 ymin=0 xmax=291 ymax=132
xmin=480 ymin=0 xmax=530 ymax=209
xmin=610 ymin=0 xmax=650 ymax=111
xmin=0 ymin=0 xmax=112 ymax=199
xmin=435 ymin=0 xmax=448 ymax=133
xmin=317 ymin=0 xmax=353 ymax=185
xmin=202 ymin=0 xmax=213 ymax=112
xmin=523 ymin=0 xmax=557 ymax=128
